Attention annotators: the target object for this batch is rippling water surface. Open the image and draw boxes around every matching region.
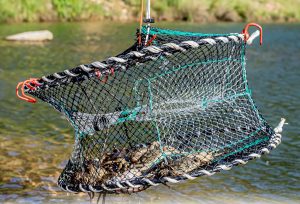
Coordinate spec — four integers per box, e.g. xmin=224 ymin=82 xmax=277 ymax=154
xmin=0 ymin=22 xmax=299 ymax=203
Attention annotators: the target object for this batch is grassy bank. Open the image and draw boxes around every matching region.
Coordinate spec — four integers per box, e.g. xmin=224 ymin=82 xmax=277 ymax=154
xmin=0 ymin=0 xmax=299 ymax=23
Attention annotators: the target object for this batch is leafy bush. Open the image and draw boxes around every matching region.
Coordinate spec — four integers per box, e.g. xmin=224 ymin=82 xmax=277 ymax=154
xmin=0 ymin=0 xmax=299 ymax=23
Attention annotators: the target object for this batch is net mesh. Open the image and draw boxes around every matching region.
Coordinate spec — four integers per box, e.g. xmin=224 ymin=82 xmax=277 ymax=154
xmin=26 ymin=26 xmax=275 ymax=193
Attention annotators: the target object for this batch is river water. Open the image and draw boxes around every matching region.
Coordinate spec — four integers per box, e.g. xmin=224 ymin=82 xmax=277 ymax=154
xmin=0 ymin=22 xmax=299 ymax=204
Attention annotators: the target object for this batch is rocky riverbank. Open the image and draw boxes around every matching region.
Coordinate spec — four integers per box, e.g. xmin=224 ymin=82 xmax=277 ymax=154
xmin=0 ymin=0 xmax=299 ymax=23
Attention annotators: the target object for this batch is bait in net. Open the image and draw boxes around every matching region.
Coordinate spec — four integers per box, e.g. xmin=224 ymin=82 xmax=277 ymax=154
xmin=16 ymin=23 xmax=286 ymax=194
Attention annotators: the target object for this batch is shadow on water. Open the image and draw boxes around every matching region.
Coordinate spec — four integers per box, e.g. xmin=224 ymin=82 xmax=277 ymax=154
xmin=0 ymin=22 xmax=299 ymax=203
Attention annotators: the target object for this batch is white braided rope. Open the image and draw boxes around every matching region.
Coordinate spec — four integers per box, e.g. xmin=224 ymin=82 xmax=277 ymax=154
xmin=249 ymin=153 xmax=261 ymax=159
xmin=66 ymin=186 xmax=78 ymax=193
xmin=101 ymin=184 xmax=119 ymax=192
xmin=125 ymin=181 xmax=142 ymax=188
xmin=180 ymin=41 xmax=200 ymax=48
xmin=108 ymin=57 xmax=127 ymax=63
xmin=39 ymin=34 xmax=248 ymax=83
xmin=79 ymin=183 xmax=90 ymax=192
xmin=199 ymin=170 xmax=215 ymax=176
xmin=233 ymin=159 xmax=248 ymax=165
xmin=59 ymin=185 xmax=68 ymax=192
xmin=64 ymin=70 xmax=78 ymax=77
xmin=200 ymin=38 xmax=216 ymax=45
xmin=228 ymin=35 xmax=239 ymax=43
xmin=163 ymin=52 xmax=172 ymax=56
xmin=261 ymin=148 xmax=270 ymax=154
xmin=274 ymin=139 xmax=281 ymax=146
xmin=79 ymin=65 xmax=93 ymax=72
xmin=217 ymin=165 xmax=232 ymax=171
xmin=274 ymin=118 xmax=287 ymax=134
xmin=89 ymin=185 xmax=102 ymax=193
xmin=247 ymin=30 xmax=260 ymax=45
xmin=182 ymin=173 xmax=196 ymax=180
xmin=143 ymin=46 xmax=163 ymax=54
xmin=37 ymin=81 xmax=44 ymax=86
xmin=42 ymin=76 xmax=55 ymax=83
xmin=130 ymin=51 xmax=145 ymax=57
xmin=148 ymin=56 xmax=159 ymax=60
xmin=142 ymin=178 xmax=159 ymax=186
xmin=53 ymin=73 xmax=66 ymax=79
xmin=116 ymin=182 xmax=126 ymax=189
xmin=215 ymin=37 xmax=229 ymax=43
xmin=163 ymin=177 xmax=180 ymax=183
xmin=91 ymin=61 xmax=108 ymax=69
xmin=237 ymin=34 xmax=244 ymax=39
xmin=163 ymin=43 xmax=186 ymax=51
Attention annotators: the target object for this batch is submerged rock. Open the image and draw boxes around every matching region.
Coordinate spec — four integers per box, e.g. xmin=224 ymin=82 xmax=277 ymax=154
xmin=5 ymin=30 xmax=53 ymax=41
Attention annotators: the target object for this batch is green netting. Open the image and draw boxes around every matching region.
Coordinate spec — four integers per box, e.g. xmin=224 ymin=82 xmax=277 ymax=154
xmin=142 ymin=26 xmax=238 ymax=37
xmin=24 ymin=26 xmax=276 ymax=194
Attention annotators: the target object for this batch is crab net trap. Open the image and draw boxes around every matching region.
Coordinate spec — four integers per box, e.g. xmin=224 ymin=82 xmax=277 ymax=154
xmin=16 ymin=22 xmax=286 ymax=194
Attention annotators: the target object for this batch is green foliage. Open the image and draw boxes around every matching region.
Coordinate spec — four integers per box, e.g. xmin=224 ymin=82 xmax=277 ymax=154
xmin=0 ymin=0 xmax=48 ymax=22
xmin=52 ymin=0 xmax=103 ymax=21
xmin=209 ymin=0 xmax=300 ymax=22
xmin=123 ymin=0 xmax=140 ymax=6
xmin=153 ymin=1 xmax=168 ymax=14
xmin=0 ymin=0 xmax=299 ymax=23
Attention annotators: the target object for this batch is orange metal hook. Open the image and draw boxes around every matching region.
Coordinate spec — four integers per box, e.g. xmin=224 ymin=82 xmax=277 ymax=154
xmin=242 ymin=23 xmax=263 ymax=45
xmin=146 ymin=34 xmax=157 ymax=46
xmin=101 ymin=68 xmax=114 ymax=83
xmin=16 ymin=78 xmax=40 ymax=103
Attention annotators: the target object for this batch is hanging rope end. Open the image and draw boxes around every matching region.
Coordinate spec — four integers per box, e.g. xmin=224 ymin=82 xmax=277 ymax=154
xmin=274 ymin=118 xmax=288 ymax=134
